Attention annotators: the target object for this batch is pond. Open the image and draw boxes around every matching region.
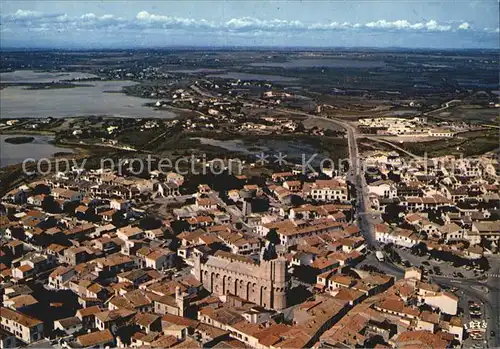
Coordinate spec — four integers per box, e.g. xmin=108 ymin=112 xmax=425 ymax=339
xmin=192 ymin=137 xmax=330 ymax=165
xmin=0 ymin=134 xmax=75 ymax=168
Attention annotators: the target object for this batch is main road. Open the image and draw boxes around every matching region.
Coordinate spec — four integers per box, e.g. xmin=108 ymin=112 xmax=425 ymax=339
xmin=254 ymin=107 xmax=379 ymax=248
xmin=189 ymin=84 xmax=498 ymax=345
xmin=286 ymin=112 xmax=500 ymax=347
xmin=308 ymin=115 xmax=377 ymax=248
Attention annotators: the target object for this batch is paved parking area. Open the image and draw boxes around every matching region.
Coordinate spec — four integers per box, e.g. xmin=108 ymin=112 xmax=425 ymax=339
xmin=390 ymin=245 xmax=483 ymax=280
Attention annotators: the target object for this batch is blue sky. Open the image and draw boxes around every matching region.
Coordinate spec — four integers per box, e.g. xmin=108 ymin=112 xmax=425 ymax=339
xmin=1 ymin=1 xmax=498 ymax=49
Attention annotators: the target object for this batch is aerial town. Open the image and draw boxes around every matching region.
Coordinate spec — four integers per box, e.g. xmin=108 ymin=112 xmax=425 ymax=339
xmin=1 ymin=1 xmax=499 ymax=349
xmin=1 ymin=71 xmax=499 ymax=348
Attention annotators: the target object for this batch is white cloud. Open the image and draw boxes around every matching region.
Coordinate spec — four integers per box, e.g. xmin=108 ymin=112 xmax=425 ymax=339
xmin=13 ymin=9 xmax=42 ymax=18
xmin=225 ymin=17 xmax=306 ymax=31
xmin=0 ymin=9 xmax=493 ymax=38
xmin=3 ymin=9 xmax=64 ymax=22
xmin=483 ymin=27 xmax=499 ymax=33
xmin=135 ymin=10 xmax=216 ymax=30
xmin=365 ymin=19 xmax=452 ymax=32
xmin=458 ymin=22 xmax=471 ymax=30
xmin=366 ymin=19 xmax=411 ymax=29
xmin=81 ymin=13 xmax=97 ymax=20
xmin=424 ymin=20 xmax=451 ymax=32
xmin=309 ymin=21 xmax=354 ymax=30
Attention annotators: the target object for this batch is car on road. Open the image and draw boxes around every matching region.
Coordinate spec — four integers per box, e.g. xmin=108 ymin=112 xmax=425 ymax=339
xmin=457 ymin=272 xmax=464 ymax=278
xmin=422 ymin=261 xmax=430 ymax=266
xmin=469 ymin=307 xmax=482 ymax=316
xmin=470 ymin=332 xmax=483 ymax=340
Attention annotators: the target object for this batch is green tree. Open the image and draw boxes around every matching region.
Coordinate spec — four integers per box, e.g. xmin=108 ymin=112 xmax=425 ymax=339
xmin=266 ymin=229 xmax=280 ymax=245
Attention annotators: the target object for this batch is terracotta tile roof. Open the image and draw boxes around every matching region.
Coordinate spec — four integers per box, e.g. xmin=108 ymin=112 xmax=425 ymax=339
xmin=95 ymin=308 xmax=136 ymax=323
xmin=195 ymin=323 xmax=229 ymax=339
xmin=49 ymin=266 xmax=73 ymax=278
xmin=0 ymin=307 xmax=42 ymax=327
xmin=151 ymin=334 xmax=178 ymax=348
xmin=333 ymin=288 xmax=365 ymax=302
xmin=134 ymin=312 xmax=160 ymax=327
xmin=8 ymin=294 xmax=38 ymax=308
xmin=76 ymin=305 xmax=102 ymax=318
xmin=162 ymin=314 xmax=199 ymax=328
xmin=375 ymin=223 xmax=390 ymax=233
xmin=329 ymin=274 xmax=355 ymax=286
xmin=212 ymin=339 xmax=251 ymax=349
xmin=173 ymin=338 xmax=202 ymax=348
xmin=420 ymin=311 xmax=440 ymax=324
xmin=17 ymin=264 xmax=33 ymax=273
xmin=77 ymin=329 xmax=114 ymax=347
xmin=396 ymin=330 xmax=449 ymax=348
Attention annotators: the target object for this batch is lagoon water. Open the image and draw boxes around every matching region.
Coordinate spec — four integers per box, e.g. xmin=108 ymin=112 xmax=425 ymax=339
xmin=1 ymin=70 xmax=98 ymax=83
xmin=0 ymin=71 xmax=177 ymax=119
xmin=249 ymin=58 xmax=387 ymax=69
xmin=207 ymin=72 xmax=298 ymax=82
xmin=0 ymin=134 xmax=74 ymax=168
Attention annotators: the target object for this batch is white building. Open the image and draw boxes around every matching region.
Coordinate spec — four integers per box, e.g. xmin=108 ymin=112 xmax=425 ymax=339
xmin=0 ymin=307 xmax=44 ymax=344
xmin=428 ymin=129 xmax=454 ymax=137
xmin=375 ymin=224 xmax=419 ymax=248
xmin=303 ymin=179 xmax=348 ymax=202
xmin=367 ymin=180 xmax=397 ymax=199
xmin=421 ymin=291 xmax=458 ymax=316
